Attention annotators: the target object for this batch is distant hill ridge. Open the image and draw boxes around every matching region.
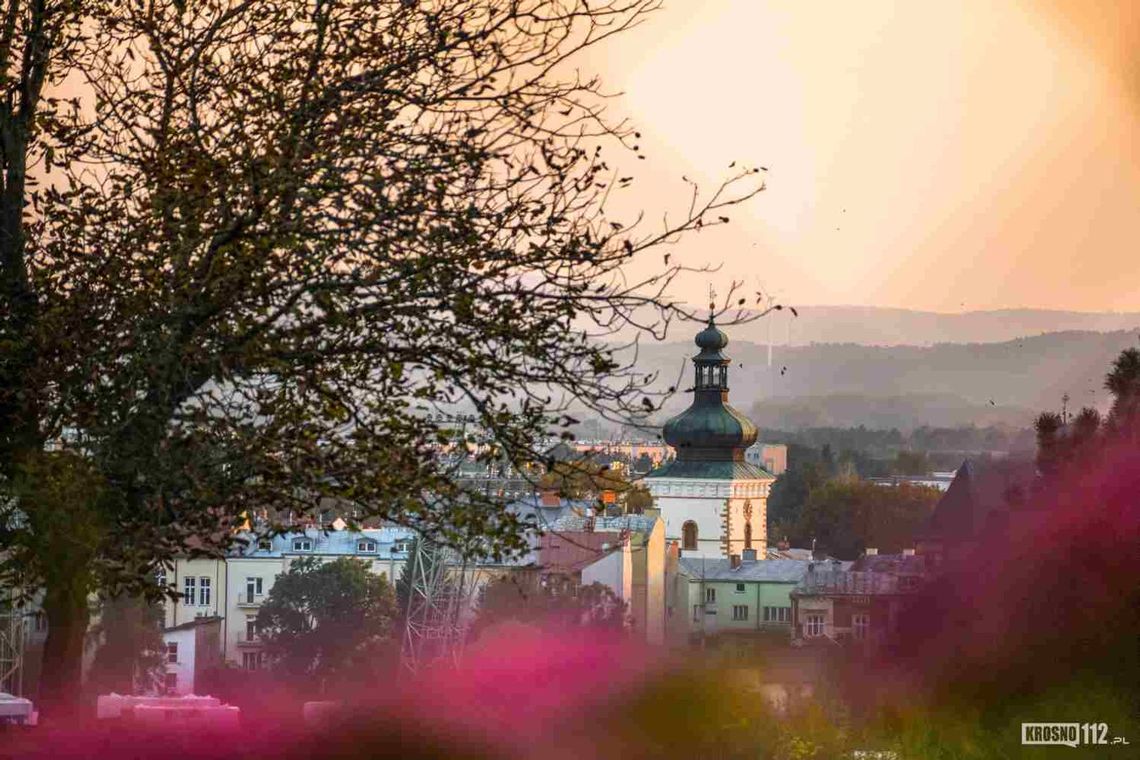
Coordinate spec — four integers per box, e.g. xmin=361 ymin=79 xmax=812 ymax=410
xmin=638 ymin=328 xmax=1140 ymax=431
xmin=676 ymin=305 xmax=1140 ymax=347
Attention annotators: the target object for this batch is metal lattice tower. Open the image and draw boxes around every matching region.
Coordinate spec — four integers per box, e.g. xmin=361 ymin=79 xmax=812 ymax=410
xmin=399 ymin=540 xmax=481 ymax=676
xmin=0 ymin=588 xmax=25 ymax=696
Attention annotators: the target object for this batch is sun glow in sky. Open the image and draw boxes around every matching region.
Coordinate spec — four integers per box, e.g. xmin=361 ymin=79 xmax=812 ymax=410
xmin=586 ymin=0 xmax=1140 ymax=312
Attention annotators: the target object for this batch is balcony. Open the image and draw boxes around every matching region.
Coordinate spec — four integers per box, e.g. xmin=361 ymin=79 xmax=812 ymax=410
xmin=236 ymin=635 xmax=263 ymax=648
xmin=236 ymin=594 xmax=264 ymax=609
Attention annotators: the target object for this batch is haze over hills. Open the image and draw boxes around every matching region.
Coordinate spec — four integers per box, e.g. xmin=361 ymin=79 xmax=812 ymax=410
xmin=696 ymin=306 xmax=1140 ymax=347
xmin=639 ymin=329 xmax=1140 ymax=432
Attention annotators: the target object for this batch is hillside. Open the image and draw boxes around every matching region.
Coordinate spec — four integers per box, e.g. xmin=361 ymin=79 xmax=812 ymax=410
xmin=638 ymin=329 xmax=1139 ymax=431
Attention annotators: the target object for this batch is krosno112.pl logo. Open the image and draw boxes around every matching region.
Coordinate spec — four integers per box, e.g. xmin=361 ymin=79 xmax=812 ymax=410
xmin=1021 ymin=723 xmax=1129 ymax=747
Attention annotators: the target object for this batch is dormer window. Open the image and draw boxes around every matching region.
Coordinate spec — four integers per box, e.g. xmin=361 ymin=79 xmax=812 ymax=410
xmin=393 ymin=539 xmax=411 ymax=553
xmin=357 ymin=540 xmax=377 ymax=553
xmin=257 ymin=540 xmax=272 ymax=552
xmin=292 ymin=538 xmax=313 ymax=552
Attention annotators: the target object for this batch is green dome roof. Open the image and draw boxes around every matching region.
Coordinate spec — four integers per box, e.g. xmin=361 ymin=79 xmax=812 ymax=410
xmin=662 ymin=400 xmax=758 ymax=460
xmin=656 ymin=316 xmax=760 ymax=465
xmin=695 ymin=321 xmax=728 ymax=351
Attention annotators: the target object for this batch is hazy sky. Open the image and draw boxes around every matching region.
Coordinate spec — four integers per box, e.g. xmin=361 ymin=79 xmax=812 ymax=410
xmin=584 ymin=0 xmax=1140 ymax=313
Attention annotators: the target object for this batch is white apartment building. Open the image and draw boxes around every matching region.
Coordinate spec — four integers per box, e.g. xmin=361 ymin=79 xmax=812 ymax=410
xmin=161 ymin=527 xmax=416 ymax=670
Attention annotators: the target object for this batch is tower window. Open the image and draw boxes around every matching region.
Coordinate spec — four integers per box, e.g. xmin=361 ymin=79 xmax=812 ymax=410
xmin=682 ymin=521 xmax=698 ymax=551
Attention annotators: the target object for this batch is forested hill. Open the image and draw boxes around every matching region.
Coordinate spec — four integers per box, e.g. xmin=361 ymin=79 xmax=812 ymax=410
xmin=639 ymin=329 xmax=1139 ymax=431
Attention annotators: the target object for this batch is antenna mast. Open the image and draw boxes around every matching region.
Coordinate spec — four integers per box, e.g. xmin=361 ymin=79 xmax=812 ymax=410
xmin=400 ymin=539 xmax=481 ymax=676
xmin=0 ymin=588 xmax=25 ymax=696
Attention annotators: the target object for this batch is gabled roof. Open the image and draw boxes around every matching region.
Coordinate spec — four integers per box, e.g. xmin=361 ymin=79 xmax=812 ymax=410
xmin=918 ymin=458 xmax=1036 ymax=541
xmin=164 ymin=616 xmax=223 ymax=633
xmin=677 ymin=558 xmax=815 ymax=583
xmin=849 ymin=553 xmax=927 ymax=575
xmin=538 ymin=530 xmax=623 ymax=575
xmin=230 ymin=526 xmax=417 ymax=559
xmin=548 ymin=513 xmax=660 ymax=536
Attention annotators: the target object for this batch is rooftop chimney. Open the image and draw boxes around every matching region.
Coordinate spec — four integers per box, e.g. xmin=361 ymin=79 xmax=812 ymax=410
xmin=742 ymin=548 xmax=758 ymax=564
xmin=730 ymin=554 xmax=742 ymax=569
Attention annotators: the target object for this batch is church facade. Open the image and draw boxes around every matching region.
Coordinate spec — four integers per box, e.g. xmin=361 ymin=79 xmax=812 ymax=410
xmin=645 ymin=318 xmax=775 ymax=559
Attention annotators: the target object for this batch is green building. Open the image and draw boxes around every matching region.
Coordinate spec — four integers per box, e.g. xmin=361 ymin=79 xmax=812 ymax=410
xmin=675 ymin=554 xmax=811 ymax=638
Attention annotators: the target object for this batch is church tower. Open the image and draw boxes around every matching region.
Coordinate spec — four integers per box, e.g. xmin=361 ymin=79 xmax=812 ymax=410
xmin=645 ymin=317 xmax=775 ymax=559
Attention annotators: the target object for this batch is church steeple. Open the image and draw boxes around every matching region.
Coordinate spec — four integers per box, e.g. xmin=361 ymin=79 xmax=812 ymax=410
xmin=645 ymin=315 xmax=776 ymax=561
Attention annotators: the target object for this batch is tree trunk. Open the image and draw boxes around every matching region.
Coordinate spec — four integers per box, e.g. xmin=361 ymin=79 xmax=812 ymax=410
xmin=38 ymin=579 xmax=91 ymax=722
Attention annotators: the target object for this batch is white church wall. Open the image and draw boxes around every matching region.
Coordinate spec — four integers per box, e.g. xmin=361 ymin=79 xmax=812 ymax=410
xmin=648 ymin=478 xmax=773 ymax=559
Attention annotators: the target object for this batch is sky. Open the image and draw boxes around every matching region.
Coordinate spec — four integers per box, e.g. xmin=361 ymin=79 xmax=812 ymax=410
xmin=582 ymin=0 xmax=1140 ymax=313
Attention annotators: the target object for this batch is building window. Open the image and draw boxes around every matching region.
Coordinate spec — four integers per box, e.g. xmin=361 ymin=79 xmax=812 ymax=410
xmin=804 ymin=614 xmax=825 ymax=638
xmin=734 ymin=583 xmax=746 ymax=594
xmin=393 ymin=540 xmax=411 ymax=553
xmin=166 ymin=642 xmax=178 ymax=664
xmin=183 ymin=577 xmax=196 ymax=605
xmin=732 ymin=605 xmax=749 ymax=621
xmin=704 ymin=587 xmax=716 ymax=604
xmin=245 ymin=577 xmax=263 ymax=604
xmin=292 ymin=538 xmax=312 ymax=552
xmin=242 ymin=651 xmax=264 ymax=670
xmin=692 ymin=604 xmax=702 ymax=622
xmin=164 ymin=672 xmax=178 ymax=692
xmin=257 ymin=540 xmax=272 ymax=552
xmin=155 ymin=566 xmax=167 ymax=589
xmin=682 ymin=521 xmax=698 ymax=551
xmin=246 ymin=619 xmax=258 ymax=642
xmin=357 ymin=540 xmax=376 ymax=553
xmin=744 ymin=521 xmax=753 ymax=550
xmin=852 ymin=613 xmax=870 ymax=640
xmin=763 ymin=606 xmax=791 ymax=623
xmin=199 ymin=577 xmax=211 ymax=607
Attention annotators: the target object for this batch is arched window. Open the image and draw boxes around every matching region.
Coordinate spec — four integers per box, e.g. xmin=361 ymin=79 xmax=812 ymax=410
xmin=682 ymin=521 xmax=698 ymax=551
xmin=744 ymin=521 xmax=753 ymax=549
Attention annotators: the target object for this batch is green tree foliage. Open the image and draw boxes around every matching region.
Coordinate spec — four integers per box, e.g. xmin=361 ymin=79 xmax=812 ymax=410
xmin=471 ymin=574 xmax=626 ymax=639
xmin=0 ymin=1 xmax=766 ymax=714
xmin=1034 ymin=342 xmax=1140 ymax=484
xmin=624 ymin=485 xmax=654 ymax=514
xmin=256 ymin=557 xmax=397 ymax=690
xmin=763 ymin=425 xmax=1035 ymax=460
xmin=792 ymin=478 xmax=940 ymax=560
xmin=766 ymin=444 xmax=827 ymax=542
xmin=1 ymin=450 xmax=111 ymax=708
xmin=539 ymin=456 xmax=651 ymax=514
xmin=85 ymin=593 xmax=165 ymax=697
xmin=1105 ymin=347 xmax=1140 ymax=441
xmin=891 ymin=449 xmax=930 ymax=476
